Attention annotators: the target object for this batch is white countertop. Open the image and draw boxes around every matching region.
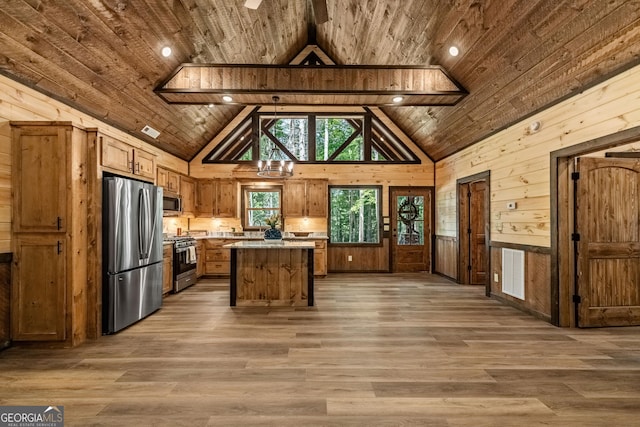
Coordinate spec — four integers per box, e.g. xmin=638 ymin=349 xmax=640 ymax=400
xmin=193 ymin=233 xmax=328 ymax=240
xmin=224 ymin=240 xmax=315 ymax=249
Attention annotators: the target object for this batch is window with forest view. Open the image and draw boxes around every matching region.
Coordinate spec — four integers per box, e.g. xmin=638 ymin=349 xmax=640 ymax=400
xmin=316 ymin=117 xmax=364 ymax=161
xmin=260 ymin=116 xmax=309 ymax=161
xmin=242 ymin=186 xmax=282 ymax=230
xmin=329 ymin=186 xmax=381 ymax=245
xmin=203 ymin=111 xmax=420 ymax=164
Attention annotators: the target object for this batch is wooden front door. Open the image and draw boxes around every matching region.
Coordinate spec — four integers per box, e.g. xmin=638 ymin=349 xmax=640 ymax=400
xmin=458 ymin=177 xmax=489 ymax=286
xmin=390 ymin=187 xmax=432 ymax=272
xmin=575 ymin=157 xmax=640 ymax=327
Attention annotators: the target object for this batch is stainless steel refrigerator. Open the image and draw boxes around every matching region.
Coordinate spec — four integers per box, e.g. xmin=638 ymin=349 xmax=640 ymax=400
xmin=103 ymin=175 xmax=163 ymax=334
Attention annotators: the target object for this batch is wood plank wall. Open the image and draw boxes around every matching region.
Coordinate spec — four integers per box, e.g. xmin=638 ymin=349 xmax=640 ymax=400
xmin=434 ymin=235 xmax=457 ymax=280
xmin=490 ymin=246 xmax=551 ymax=322
xmin=0 ymin=74 xmax=188 ymax=254
xmin=435 ymin=63 xmax=640 ymax=316
xmin=329 ymin=239 xmax=390 ymax=272
xmin=436 ymin=63 xmax=640 ymax=247
xmin=0 ymin=122 xmax=9 ymax=254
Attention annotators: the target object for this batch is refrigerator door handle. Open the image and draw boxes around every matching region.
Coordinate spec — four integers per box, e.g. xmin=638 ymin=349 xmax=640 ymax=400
xmin=138 ymin=188 xmax=151 ymax=259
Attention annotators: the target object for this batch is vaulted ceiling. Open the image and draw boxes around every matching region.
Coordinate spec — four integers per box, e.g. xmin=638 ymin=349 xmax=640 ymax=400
xmin=1 ymin=1 xmax=639 ymax=162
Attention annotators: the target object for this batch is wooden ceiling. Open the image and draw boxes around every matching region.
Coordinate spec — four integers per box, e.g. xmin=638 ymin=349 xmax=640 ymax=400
xmin=1 ymin=1 xmax=639 ymax=162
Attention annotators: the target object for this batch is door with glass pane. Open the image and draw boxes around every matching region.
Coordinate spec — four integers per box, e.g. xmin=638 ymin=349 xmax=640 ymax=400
xmin=390 ymin=187 xmax=433 ymax=272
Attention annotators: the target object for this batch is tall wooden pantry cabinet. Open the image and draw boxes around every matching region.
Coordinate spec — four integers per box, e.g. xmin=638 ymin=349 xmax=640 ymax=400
xmin=11 ymin=122 xmax=89 ymax=346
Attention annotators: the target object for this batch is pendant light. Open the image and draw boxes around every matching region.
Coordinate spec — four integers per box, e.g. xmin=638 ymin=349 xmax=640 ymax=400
xmin=257 ymin=96 xmax=294 ymax=178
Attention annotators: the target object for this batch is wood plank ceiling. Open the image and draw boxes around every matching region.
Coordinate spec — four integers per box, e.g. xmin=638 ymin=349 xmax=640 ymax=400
xmin=0 ymin=0 xmax=639 ymax=161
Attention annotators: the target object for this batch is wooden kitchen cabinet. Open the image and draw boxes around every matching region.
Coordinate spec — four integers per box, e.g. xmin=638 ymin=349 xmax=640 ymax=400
xmin=306 ymin=180 xmax=328 ymax=217
xmin=283 ymin=179 xmax=327 ymax=217
xmin=196 ymin=179 xmax=237 ymax=218
xmin=135 ymin=148 xmax=156 ymax=179
xmin=157 ymin=166 xmax=180 ymax=194
xmin=196 ymin=179 xmax=214 ymax=216
xmin=12 ymin=124 xmax=68 ymax=233
xmin=313 ymin=240 xmax=327 ymax=276
xmin=196 ymin=240 xmax=205 ymax=278
xmin=180 ymin=175 xmax=196 ymax=216
xmin=100 ymin=133 xmax=156 ymax=180
xmin=216 ymin=179 xmax=237 ymax=217
xmin=283 ymin=181 xmax=306 ymax=217
xmin=204 ymin=239 xmax=231 ymax=275
xmin=11 ymin=122 xmax=89 ymax=345
xmin=162 ymin=244 xmax=173 ymax=295
xmin=12 ymin=235 xmax=66 ymax=341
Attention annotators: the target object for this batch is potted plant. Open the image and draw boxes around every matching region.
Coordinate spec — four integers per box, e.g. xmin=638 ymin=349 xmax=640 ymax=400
xmin=264 ymin=214 xmax=282 ymax=240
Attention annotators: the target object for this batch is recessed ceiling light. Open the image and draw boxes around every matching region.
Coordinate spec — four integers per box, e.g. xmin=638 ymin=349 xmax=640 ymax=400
xmin=222 ymin=95 xmax=233 ymax=102
xmin=392 ymin=96 xmax=404 ymax=103
xmin=449 ymin=46 xmax=459 ymax=57
xmin=208 ymin=103 xmax=214 ymax=108
xmin=161 ymin=46 xmax=172 ymax=57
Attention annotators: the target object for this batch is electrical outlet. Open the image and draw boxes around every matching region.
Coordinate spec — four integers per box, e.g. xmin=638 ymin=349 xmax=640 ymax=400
xmin=494 ymin=272 xmax=499 ymax=282
xmin=348 ymin=255 xmax=352 ymax=262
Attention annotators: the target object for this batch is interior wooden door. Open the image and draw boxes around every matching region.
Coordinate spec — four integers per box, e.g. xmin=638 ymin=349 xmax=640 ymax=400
xmin=390 ymin=187 xmax=432 ymax=272
xmin=469 ymin=181 xmax=487 ymax=284
xmin=575 ymin=156 xmax=640 ymax=327
xmin=457 ymin=173 xmax=489 ymax=287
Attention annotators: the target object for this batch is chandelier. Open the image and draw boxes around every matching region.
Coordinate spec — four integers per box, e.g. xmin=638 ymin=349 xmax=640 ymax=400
xmin=257 ymin=96 xmax=294 ymax=178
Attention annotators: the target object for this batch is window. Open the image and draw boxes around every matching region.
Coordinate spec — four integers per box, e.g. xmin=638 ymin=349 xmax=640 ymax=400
xmin=329 ymin=186 xmax=381 ymax=245
xmin=203 ymin=111 xmax=420 ymax=165
xmin=315 ymin=117 xmax=364 ymax=161
xmin=241 ymin=186 xmax=282 ymax=230
xmin=261 ymin=116 xmax=309 ymax=161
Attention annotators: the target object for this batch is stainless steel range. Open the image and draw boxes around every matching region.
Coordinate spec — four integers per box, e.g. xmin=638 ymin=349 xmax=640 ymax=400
xmin=166 ymin=236 xmax=197 ymax=292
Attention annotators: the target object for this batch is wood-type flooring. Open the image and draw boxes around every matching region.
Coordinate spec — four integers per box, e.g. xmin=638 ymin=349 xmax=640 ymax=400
xmin=1 ymin=273 xmax=640 ymax=426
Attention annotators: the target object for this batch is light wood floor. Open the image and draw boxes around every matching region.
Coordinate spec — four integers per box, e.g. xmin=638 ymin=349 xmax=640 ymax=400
xmin=2 ymin=273 xmax=640 ymax=426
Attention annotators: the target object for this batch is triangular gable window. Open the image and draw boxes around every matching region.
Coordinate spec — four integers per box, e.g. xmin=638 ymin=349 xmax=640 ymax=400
xmin=203 ymin=110 xmax=420 ymax=164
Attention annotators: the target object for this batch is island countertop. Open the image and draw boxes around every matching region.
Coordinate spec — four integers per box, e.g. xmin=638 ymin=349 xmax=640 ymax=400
xmin=224 ymin=240 xmax=315 ymax=249
xmin=227 ymin=240 xmax=314 ymax=307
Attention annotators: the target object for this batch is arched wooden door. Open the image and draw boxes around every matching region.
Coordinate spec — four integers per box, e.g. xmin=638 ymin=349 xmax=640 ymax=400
xmin=390 ymin=187 xmax=433 ymax=272
xmin=575 ymin=156 xmax=640 ymax=327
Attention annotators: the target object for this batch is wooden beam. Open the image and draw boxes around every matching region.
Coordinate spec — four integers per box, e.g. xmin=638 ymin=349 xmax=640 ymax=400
xmin=155 ymin=64 xmax=467 ymax=106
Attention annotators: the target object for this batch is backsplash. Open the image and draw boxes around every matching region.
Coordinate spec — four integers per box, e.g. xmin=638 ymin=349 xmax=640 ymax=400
xmin=162 ymin=217 xmax=189 ymax=235
xmin=163 ymin=216 xmax=327 ymax=234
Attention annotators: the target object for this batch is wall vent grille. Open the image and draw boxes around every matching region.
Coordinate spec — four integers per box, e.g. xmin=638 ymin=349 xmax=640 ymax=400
xmin=502 ymin=248 xmax=525 ymax=300
xmin=141 ymin=125 xmax=160 ymax=139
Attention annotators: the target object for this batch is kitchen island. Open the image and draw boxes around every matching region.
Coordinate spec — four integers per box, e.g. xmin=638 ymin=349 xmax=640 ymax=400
xmin=224 ymin=241 xmax=314 ymax=307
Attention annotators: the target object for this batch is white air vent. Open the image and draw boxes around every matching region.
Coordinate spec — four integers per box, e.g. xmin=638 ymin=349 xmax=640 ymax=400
xmin=141 ymin=125 xmax=160 ymax=139
xmin=244 ymin=0 xmax=262 ymax=9
xmin=502 ymin=248 xmax=525 ymax=300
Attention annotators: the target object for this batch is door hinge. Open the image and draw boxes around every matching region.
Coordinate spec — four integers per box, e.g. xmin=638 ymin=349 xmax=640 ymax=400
xmin=571 ymin=233 xmax=580 ymax=241
xmin=467 ymin=228 xmax=472 ymax=234
xmin=467 ymin=191 xmax=471 ymax=198
xmin=572 ymin=294 xmax=582 ymax=304
xmin=571 ymin=172 xmax=580 ymax=180
xmin=467 ymin=265 xmax=472 ymax=271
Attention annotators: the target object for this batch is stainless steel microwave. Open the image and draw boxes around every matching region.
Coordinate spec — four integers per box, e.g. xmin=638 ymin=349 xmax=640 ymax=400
xmin=162 ymin=195 xmax=182 ymax=216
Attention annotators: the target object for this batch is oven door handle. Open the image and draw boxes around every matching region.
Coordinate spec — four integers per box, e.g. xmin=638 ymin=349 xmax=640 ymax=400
xmin=174 ymin=246 xmax=193 ymax=254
